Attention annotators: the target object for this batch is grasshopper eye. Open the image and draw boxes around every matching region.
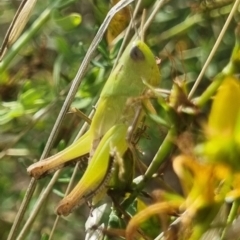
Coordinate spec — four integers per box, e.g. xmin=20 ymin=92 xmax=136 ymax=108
xmin=130 ymin=46 xmax=145 ymax=61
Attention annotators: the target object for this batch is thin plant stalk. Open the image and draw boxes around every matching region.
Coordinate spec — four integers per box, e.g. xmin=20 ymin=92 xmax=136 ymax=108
xmin=0 ymin=1 xmax=56 ymax=73
xmin=220 ymin=200 xmax=240 ymax=240
xmin=188 ymin=0 xmax=240 ymax=98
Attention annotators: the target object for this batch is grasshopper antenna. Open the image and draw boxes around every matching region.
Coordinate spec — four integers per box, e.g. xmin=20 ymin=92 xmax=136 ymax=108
xmin=112 ymin=0 xmax=143 ymax=70
xmin=140 ymin=9 xmax=147 ymax=42
xmin=129 ymin=6 xmax=140 ymax=40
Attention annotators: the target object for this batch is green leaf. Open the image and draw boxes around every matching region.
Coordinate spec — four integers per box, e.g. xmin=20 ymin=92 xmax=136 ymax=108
xmin=52 ymin=10 xmax=82 ymax=31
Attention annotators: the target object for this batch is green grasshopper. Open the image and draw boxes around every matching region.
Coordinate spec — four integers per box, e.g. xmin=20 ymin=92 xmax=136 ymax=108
xmin=27 ymin=40 xmax=160 ymax=216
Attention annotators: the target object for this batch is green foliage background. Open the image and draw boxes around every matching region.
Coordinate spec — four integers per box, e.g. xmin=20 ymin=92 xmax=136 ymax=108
xmin=0 ymin=0 xmax=239 ymax=239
